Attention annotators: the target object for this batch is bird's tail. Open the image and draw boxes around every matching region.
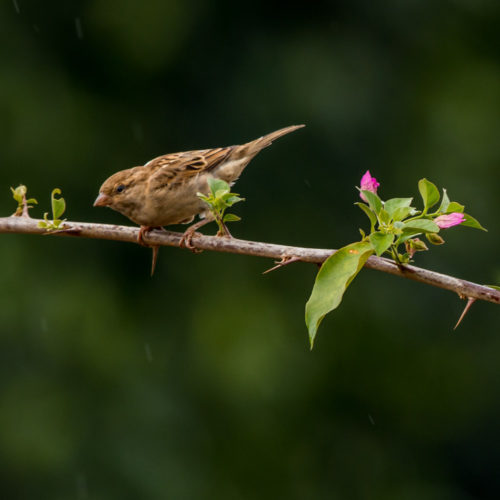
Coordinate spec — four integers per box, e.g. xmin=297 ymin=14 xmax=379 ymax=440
xmin=242 ymin=124 xmax=305 ymax=156
xmin=214 ymin=124 xmax=304 ymax=184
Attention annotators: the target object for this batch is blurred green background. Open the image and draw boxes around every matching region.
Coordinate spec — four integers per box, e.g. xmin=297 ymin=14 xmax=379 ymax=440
xmin=1 ymin=1 xmax=499 ymax=498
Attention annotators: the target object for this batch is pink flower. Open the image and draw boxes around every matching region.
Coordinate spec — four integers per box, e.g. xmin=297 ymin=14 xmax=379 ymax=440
xmin=434 ymin=212 xmax=465 ymax=229
xmin=359 ymin=170 xmax=380 ymax=202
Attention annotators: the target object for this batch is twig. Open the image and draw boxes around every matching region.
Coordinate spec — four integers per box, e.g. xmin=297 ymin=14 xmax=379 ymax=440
xmin=263 ymin=256 xmax=302 ymax=274
xmin=0 ymin=216 xmax=499 ymax=306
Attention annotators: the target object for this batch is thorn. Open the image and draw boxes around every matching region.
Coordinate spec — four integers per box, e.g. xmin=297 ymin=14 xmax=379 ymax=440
xmin=150 ymin=246 xmax=159 ymax=276
xmin=263 ymin=255 xmax=301 ymax=274
xmin=454 ymin=297 xmax=476 ymax=330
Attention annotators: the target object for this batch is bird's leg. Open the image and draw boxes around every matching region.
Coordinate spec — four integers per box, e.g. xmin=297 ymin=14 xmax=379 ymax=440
xmin=137 ymin=225 xmax=162 ymax=276
xmin=179 ymin=219 xmax=212 ymax=251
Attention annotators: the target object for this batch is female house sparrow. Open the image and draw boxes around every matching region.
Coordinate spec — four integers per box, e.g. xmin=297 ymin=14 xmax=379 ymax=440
xmin=94 ymin=124 xmax=304 ymax=273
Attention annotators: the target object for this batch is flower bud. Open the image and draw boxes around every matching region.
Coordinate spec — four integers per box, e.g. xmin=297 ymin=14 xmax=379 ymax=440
xmin=426 ymin=232 xmax=445 ymax=245
xmin=405 ymin=237 xmax=428 ymax=258
xmin=359 ymin=170 xmax=380 ymax=202
xmin=434 ymin=212 xmax=465 ymax=229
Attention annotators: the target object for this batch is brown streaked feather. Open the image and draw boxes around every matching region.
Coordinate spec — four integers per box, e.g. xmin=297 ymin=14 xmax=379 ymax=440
xmin=146 ymin=147 xmax=233 ymax=192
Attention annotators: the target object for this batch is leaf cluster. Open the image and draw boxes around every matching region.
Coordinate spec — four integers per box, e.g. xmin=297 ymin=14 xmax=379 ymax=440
xmin=306 ymin=177 xmax=487 ymax=348
xmin=197 ymin=178 xmax=244 ymax=236
xmin=10 ymin=185 xmax=37 ymax=216
xmin=37 ymin=188 xmax=67 ymax=231
xmin=357 ymin=178 xmax=485 ymax=263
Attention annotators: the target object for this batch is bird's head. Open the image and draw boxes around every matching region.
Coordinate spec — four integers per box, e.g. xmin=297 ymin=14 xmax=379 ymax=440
xmin=94 ymin=167 xmax=148 ymax=223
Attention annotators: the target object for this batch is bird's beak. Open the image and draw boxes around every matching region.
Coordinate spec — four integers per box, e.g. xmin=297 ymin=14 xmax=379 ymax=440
xmin=93 ymin=193 xmax=111 ymax=207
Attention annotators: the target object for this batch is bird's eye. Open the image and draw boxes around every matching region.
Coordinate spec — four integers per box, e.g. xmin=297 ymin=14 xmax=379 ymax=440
xmin=116 ymin=185 xmax=125 ymax=193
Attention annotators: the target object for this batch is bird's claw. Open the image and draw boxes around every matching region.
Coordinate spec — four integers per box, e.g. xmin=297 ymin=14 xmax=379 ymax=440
xmin=179 ymin=230 xmax=203 ymax=253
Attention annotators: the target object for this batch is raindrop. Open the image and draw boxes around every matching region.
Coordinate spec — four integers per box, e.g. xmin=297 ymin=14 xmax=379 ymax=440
xmin=304 ymin=178 xmax=311 ymax=188
xmin=12 ymin=0 xmax=20 ymax=14
xmin=144 ymin=343 xmax=153 ymax=362
xmin=41 ymin=317 xmax=48 ymax=332
xmin=368 ymin=413 xmax=375 ymax=426
xmin=75 ymin=17 xmax=84 ymax=40
xmin=33 ymin=24 xmax=40 ymax=34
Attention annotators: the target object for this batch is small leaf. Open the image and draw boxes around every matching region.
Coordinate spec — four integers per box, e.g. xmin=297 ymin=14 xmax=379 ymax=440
xmin=379 ymin=209 xmax=391 ymax=225
xmin=360 ymin=190 xmax=382 ymax=215
xmin=384 ymin=198 xmax=413 ymax=218
xmin=305 ymin=241 xmax=374 ymax=348
xmin=392 ymin=206 xmax=412 ymax=221
xmin=418 ymin=178 xmax=440 ymax=212
xmin=446 ymin=201 xmax=464 ymax=213
xmin=403 ymin=219 xmax=440 ymax=233
xmin=26 ymin=198 xmax=38 ymax=205
xmin=437 ymin=188 xmax=450 ymax=213
xmin=196 ymin=192 xmax=211 ymax=202
xmin=355 ymin=202 xmax=377 ymax=228
xmin=485 ymin=284 xmax=500 ymax=291
xmin=208 ymin=178 xmax=229 ymax=196
xmin=51 ymin=188 xmax=66 ymax=220
xmin=461 ymin=213 xmax=487 ymax=231
xmin=223 ymin=213 xmax=241 ymax=222
xmin=369 ymin=232 xmax=394 ymax=256
xmin=225 ymin=195 xmax=244 ymax=206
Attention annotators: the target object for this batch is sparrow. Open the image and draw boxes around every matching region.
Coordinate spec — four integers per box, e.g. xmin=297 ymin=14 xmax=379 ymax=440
xmin=94 ymin=124 xmax=305 ymax=274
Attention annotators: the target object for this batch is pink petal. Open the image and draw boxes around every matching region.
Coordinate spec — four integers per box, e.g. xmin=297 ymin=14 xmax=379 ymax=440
xmin=359 ymin=170 xmax=380 ymax=202
xmin=434 ymin=212 xmax=465 ymax=229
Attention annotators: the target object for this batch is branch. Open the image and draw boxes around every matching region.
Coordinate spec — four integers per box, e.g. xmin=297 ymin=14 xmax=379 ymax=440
xmin=1 ymin=216 xmax=499 ymax=305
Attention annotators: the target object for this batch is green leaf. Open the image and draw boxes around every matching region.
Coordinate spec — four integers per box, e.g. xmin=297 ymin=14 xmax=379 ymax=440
xmin=11 ymin=185 xmax=27 ymax=203
xmin=403 ymin=219 xmax=440 ymax=233
xmin=26 ymin=198 xmax=38 ymax=205
xmin=384 ymin=198 xmax=413 ymax=218
xmin=379 ymin=209 xmax=391 ymax=225
xmin=360 ymin=190 xmax=382 ymax=215
xmin=446 ymin=201 xmax=464 ymax=213
xmin=418 ymin=178 xmax=440 ymax=212
xmin=369 ymin=232 xmax=394 ymax=256
xmin=50 ymin=188 xmax=66 ymax=220
xmin=196 ymin=192 xmax=210 ymax=202
xmin=305 ymin=241 xmax=374 ymax=349
xmin=462 ymin=213 xmax=487 ymax=231
xmin=397 ymin=230 xmax=424 ymax=244
xmin=223 ymin=213 xmax=241 ymax=222
xmin=392 ymin=206 xmax=412 ymax=221
xmin=437 ymin=188 xmax=450 ymax=213
xmin=207 ymin=178 xmax=229 ymax=196
xmin=486 ymin=284 xmax=500 ymax=291
xmin=355 ymin=202 xmax=377 ymax=229
xmin=225 ymin=195 xmax=245 ymax=206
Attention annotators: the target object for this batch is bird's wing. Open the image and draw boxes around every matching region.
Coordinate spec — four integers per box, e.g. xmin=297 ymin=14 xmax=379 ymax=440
xmin=146 ymin=147 xmax=233 ymax=190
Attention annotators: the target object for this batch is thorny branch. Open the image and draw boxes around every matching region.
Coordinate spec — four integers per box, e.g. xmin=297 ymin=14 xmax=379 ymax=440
xmin=1 ymin=216 xmax=499 ymax=306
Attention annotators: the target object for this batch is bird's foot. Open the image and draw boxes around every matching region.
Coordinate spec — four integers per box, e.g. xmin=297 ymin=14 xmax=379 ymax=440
xmin=179 ymin=228 xmax=203 ymax=253
xmin=179 ymin=219 xmax=212 ymax=253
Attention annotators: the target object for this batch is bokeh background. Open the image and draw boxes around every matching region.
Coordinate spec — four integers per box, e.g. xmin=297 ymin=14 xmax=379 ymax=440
xmin=1 ymin=1 xmax=499 ymax=498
